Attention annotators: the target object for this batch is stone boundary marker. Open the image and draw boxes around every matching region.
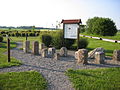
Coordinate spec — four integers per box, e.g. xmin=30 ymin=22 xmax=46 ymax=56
xmin=41 ymin=48 xmax=48 ymax=58
xmin=23 ymin=41 xmax=30 ymax=53
xmin=77 ymin=49 xmax=88 ymax=64
xmin=113 ymin=50 xmax=120 ymax=61
xmin=32 ymin=41 xmax=39 ymax=55
xmin=95 ymin=52 xmax=105 ymax=64
xmin=60 ymin=47 xmax=67 ymax=57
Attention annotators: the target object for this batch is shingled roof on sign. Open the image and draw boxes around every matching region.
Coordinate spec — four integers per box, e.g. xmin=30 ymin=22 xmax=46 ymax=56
xmin=61 ymin=19 xmax=82 ymax=24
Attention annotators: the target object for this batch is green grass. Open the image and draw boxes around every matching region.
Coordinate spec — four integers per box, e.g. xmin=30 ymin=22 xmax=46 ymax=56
xmin=66 ymin=67 xmax=120 ymax=90
xmin=86 ymin=38 xmax=120 ymax=56
xmin=81 ymin=31 xmax=120 ymax=40
xmin=0 ymin=71 xmax=47 ymax=90
xmin=0 ymin=42 xmax=21 ymax=68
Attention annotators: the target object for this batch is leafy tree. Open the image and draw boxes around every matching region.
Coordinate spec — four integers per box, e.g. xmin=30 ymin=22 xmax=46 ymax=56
xmin=86 ymin=17 xmax=117 ymax=36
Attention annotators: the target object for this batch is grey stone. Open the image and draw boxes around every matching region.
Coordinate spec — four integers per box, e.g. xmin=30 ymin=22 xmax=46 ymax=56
xmin=95 ymin=52 xmax=105 ymax=64
xmin=48 ymin=47 xmax=56 ymax=58
xmin=113 ymin=50 xmax=120 ymax=61
xmin=77 ymin=49 xmax=88 ymax=64
xmin=75 ymin=51 xmax=79 ymax=60
xmin=41 ymin=48 xmax=48 ymax=58
xmin=32 ymin=41 xmax=39 ymax=55
xmin=23 ymin=40 xmax=30 ymax=53
xmin=60 ymin=47 xmax=67 ymax=57
xmin=39 ymin=43 xmax=45 ymax=50
xmin=54 ymin=53 xmax=60 ymax=60
xmin=88 ymin=47 xmax=105 ymax=58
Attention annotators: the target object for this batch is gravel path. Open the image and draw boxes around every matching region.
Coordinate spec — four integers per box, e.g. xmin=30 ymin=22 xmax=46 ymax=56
xmin=0 ymin=42 xmax=120 ymax=90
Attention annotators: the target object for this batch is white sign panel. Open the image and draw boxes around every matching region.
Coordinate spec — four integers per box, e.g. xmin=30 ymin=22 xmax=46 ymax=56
xmin=64 ymin=24 xmax=79 ymax=39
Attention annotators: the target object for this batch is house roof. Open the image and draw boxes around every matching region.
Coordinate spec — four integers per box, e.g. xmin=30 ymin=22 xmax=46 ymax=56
xmin=61 ymin=19 xmax=82 ymax=24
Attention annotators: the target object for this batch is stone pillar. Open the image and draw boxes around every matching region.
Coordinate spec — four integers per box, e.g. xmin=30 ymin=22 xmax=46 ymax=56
xmin=32 ymin=41 xmax=39 ymax=55
xmin=77 ymin=49 xmax=88 ymax=64
xmin=48 ymin=47 xmax=56 ymax=58
xmin=41 ymin=48 xmax=48 ymax=58
xmin=39 ymin=43 xmax=45 ymax=50
xmin=75 ymin=51 xmax=79 ymax=60
xmin=23 ymin=40 xmax=30 ymax=53
xmin=54 ymin=53 xmax=60 ymax=60
xmin=95 ymin=52 xmax=105 ymax=64
xmin=113 ymin=50 xmax=120 ymax=61
xmin=60 ymin=47 xmax=67 ymax=57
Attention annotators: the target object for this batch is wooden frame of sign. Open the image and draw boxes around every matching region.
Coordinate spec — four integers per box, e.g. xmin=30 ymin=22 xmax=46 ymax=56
xmin=61 ymin=19 xmax=82 ymax=50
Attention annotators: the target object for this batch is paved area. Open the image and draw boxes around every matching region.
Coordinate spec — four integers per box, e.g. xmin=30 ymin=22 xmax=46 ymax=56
xmin=0 ymin=42 xmax=120 ymax=90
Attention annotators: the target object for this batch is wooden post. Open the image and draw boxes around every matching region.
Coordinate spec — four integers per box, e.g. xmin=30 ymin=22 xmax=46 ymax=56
xmin=7 ymin=38 xmax=10 ymax=62
xmin=77 ymin=27 xmax=80 ymax=50
xmin=63 ymin=23 xmax=65 ymax=47
xmin=26 ymin=33 xmax=28 ymax=41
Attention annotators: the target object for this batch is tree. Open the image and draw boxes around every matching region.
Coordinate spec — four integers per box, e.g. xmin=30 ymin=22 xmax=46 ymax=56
xmin=86 ymin=17 xmax=117 ymax=36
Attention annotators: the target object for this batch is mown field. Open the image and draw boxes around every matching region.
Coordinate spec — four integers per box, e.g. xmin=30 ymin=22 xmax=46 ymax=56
xmin=66 ymin=67 xmax=120 ymax=90
xmin=0 ymin=41 xmax=21 ymax=68
xmin=81 ymin=31 xmax=120 ymax=40
xmin=0 ymin=71 xmax=47 ymax=90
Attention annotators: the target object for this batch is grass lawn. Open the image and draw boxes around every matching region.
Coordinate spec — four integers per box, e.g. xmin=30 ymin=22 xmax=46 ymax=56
xmin=66 ymin=67 xmax=120 ymax=90
xmin=86 ymin=38 xmax=120 ymax=56
xmin=0 ymin=71 xmax=47 ymax=90
xmin=0 ymin=41 xmax=21 ymax=68
xmin=81 ymin=31 xmax=120 ymax=40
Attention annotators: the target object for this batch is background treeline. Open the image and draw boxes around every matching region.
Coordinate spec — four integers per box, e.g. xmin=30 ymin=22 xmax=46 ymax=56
xmin=0 ymin=26 xmax=56 ymax=30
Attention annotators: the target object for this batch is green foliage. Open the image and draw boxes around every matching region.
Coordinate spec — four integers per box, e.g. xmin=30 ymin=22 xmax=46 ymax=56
xmin=78 ymin=38 xmax=89 ymax=49
xmin=66 ymin=67 xmax=120 ymax=90
xmin=51 ymin=31 xmax=75 ymax=49
xmin=86 ymin=17 xmax=117 ymax=36
xmin=0 ymin=71 xmax=47 ymax=90
xmin=40 ymin=34 xmax=52 ymax=47
xmin=0 ymin=36 xmax=3 ymax=42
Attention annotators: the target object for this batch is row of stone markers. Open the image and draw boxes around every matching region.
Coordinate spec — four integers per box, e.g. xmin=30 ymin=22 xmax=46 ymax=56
xmin=75 ymin=48 xmax=120 ymax=64
xmin=23 ymin=41 xmax=68 ymax=60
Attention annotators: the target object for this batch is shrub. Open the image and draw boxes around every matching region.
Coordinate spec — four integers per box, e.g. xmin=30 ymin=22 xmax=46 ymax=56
xmin=86 ymin=17 xmax=117 ymax=36
xmin=40 ymin=34 xmax=52 ymax=47
xmin=78 ymin=38 xmax=89 ymax=49
xmin=0 ymin=36 xmax=3 ymax=42
xmin=51 ymin=31 xmax=75 ymax=49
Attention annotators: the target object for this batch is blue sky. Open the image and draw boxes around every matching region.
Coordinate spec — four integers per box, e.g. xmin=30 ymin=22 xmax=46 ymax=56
xmin=0 ymin=0 xmax=119 ymax=29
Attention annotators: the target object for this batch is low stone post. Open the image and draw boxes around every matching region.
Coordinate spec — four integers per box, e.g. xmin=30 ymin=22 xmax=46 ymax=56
xmin=32 ymin=41 xmax=39 ymax=55
xmin=95 ymin=52 xmax=105 ymax=64
xmin=75 ymin=51 xmax=79 ymax=60
xmin=113 ymin=50 xmax=120 ymax=61
xmin=60 ymin=47 xmax=67 ymax=57
xmin=77 ymin=49 xmax=88 ymax=64
xmin=48 ymin=47 xmax=56 ymax=58
xmin=41 ymin=48 xmax=48 ymax=58
xmin=54 ymin=53 xmax=60 ymax=60
xmin=23 ymin=40 xmax=30 ymax=53
xmin=39 ymin=43 xmax=45 ymax=50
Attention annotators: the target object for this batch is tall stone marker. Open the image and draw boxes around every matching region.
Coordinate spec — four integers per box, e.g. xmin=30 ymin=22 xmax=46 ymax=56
xmin=32 ymin=41 xmax=39 ymax=55
xmin=23 ymin=41 xmax=30 ymax=53
xmin=77 ymin=49 xmax=88 ymax=64
xmin=113 ymin=50 xmax=120 ymax=61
